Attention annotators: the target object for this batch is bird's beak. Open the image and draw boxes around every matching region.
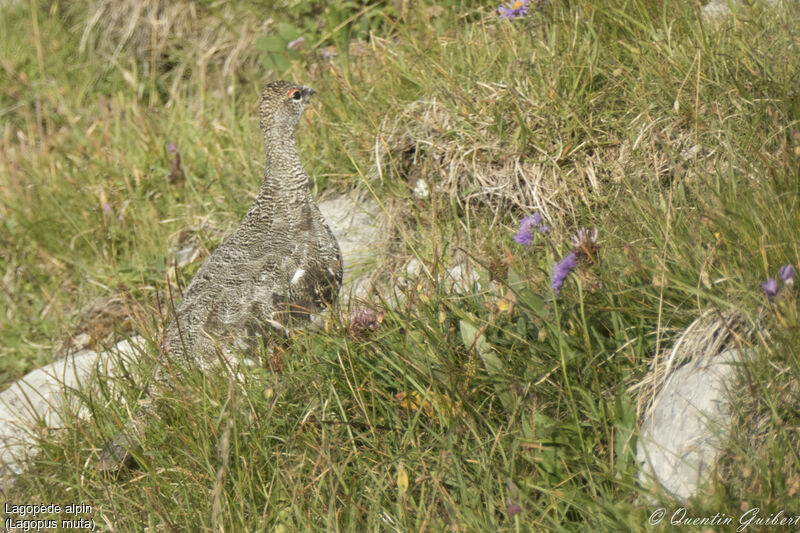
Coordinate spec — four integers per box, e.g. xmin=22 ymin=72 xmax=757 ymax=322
xmin=301 ymin=86 xmax=315 ymax=100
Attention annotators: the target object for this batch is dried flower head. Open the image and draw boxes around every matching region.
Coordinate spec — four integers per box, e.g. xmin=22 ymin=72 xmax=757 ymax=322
xmin=572 ymin=227 xmax=599 ymax=263
xmin=349 ymin=307 xmax=384 ymax=335
xmin=572 ymin=227 xmax=598 ymax=249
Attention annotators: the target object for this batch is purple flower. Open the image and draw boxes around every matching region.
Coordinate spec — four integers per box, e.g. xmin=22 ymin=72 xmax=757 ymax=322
xmin=514 ymin=227 xmax=534 ymax=247
xmin=506 ymin=501 xmax=522 ymax=516
xmin=572 ymin=227 xmax=598 ymax=249
xmin=102 ymin=202 xmax=112 ymax=213
xmin=779 ymin=264 xmax=795 ymax=287
xmin=514 ymin=213 xmax=548 ymax=247
xmin=572 ymin=227 xmax=599 ymax=263
xmin=168 ymin=142 xmax=176 ymax=153
xmin=525 ymin=213 xmax=549 ymax=233
xmin=551 ymin=252 xmax=576 ymax=294
xmin=763 ymin=278 xmax=779 ymax=299
xmin=498 ymin=0 xmax=530 ymax=20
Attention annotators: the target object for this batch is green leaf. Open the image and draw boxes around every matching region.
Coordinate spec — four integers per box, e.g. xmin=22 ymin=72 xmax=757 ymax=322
xmin=508 ymin=267 xmax=548 ymax=317
xmin=459 ymin=319 xmax=503 ymax=375
xmin=256 ymin=36 xmax=285 ymax=53
xmin=272 ymin=55 xmax=290 ymax=72
xmin=521 ymin=290 xmax=548 ymax=318
xmin=507 ymin=266 xmax=526 ymax=289
xmin=613 ymin=393 xmax=637 ymax=477
xmin=276 ymin=23 xmax=299 ymax=41
xmin=259 ymin=55 xmax=278 ymax=71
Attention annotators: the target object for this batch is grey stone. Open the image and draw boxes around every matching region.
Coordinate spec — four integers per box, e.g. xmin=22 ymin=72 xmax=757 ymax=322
xmin=701 ymin=0 xmax=782 ymax=22
xmin=636 ymin=348 xmax=750 ymax=500
xmin=318 ymin=191 xmax=382 ymax=300
xmin=0 ymin=337 xmax=143 ymax=478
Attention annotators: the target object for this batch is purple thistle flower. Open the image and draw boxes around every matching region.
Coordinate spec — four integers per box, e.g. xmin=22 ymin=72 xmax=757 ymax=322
xmin=498 ymin=0 xmax=530 ymax=20
xmin=514 ymin=227 xmax=534 ymax=247
xmin=551 ymin=252 xmax=576 ymax=294
xmin=763 ymin=278 xmax=779 ymax=299
xmin=526 ymin=213 xmax=549 ymax=233
xmin=779 ymin=264 xmax=795 ymax=287
xmin=572 ymin=227 xmax=598 ymax=249
xmin=514 ymin=213 xmax=548 ymax=247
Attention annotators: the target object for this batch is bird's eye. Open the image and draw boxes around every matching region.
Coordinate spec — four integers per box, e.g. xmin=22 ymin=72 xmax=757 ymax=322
xmin=288 ymin=89 xmax=302 ymax=101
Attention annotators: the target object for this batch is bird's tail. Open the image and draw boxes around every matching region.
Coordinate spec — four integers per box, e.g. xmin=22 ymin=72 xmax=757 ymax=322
xmin=98 ymin=400 xmax=153 ymax=472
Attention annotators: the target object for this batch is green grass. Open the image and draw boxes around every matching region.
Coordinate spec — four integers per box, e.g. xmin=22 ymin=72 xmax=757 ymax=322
xmin=1 ymin=0 xmax=799 ymax=530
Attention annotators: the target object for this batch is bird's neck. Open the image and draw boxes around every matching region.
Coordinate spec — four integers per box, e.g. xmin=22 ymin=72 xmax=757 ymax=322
xmin=251 ymin=135 xmax=312 ymax=219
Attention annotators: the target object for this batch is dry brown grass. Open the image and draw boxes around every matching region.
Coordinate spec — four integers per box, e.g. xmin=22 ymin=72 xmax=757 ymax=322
xmin=372 ymin=93 xmax=713 ymax=229
xmin=631 ymin=308 xmax=754 ymax=419
xmin=74 ymin=0 xmax=272 ymax=99
xmin=374 ymin=96 xmax=570 ymax=218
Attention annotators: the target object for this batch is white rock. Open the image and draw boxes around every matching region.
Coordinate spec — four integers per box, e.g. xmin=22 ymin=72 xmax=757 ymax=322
xmin=413 ymin=179 xmax=429 ymax=199
xmin=701 ymin=0 xmax=782 ymax=22
xmin=318 ymin=191 xmax=383 ymax=301
xmin=447 ymin=262 xmax=480 ymax=294
xmin=701 ymin=0 xmax=733 ymax=20
xmin=0 ymin=336 xmax=144 ymax=479
xmin=636 ymin=348 xmax=750 ymax=500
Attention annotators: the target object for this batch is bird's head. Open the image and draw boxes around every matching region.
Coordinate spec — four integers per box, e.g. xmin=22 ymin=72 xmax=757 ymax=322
xmin=257 ymin=80 xmax=315 ymax=141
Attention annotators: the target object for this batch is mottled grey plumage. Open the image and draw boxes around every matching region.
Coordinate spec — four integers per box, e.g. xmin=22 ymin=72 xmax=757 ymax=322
xmin=99 ymin=81 xmax=342 ymax=471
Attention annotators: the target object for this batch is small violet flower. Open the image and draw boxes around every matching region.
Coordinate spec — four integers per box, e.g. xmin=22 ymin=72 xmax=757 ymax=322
xmin=498 ymin=0 xmax=530 ymax=20
xmin=527 ymin=212 xmax=549 ymax=232
xmin=762 ymin=277 xmax=779 ymax=299
xmin=514 ymin=227 xmax=534 ymax=248
xmin=514 ymin=213 xmax=548 ymax=248
xmin=551 ymin=252 xmax=576 ymax=294
xmin=779 ymin=264 xmax=795 ymax=287
xmin=167 ymin=141 xmax=176 ymax=153
xmin=102 ymin=202 xmax=112 ymax=213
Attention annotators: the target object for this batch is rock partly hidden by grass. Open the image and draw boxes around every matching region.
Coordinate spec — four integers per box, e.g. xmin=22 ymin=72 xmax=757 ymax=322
xmin=1 ymin=0 xmax=799 ymax=529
